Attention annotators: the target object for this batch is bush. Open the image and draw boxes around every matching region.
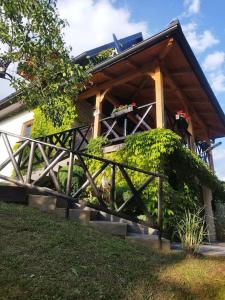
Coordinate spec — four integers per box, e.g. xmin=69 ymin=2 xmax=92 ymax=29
xmin=31 ymin=107 xmax=73 ymax=138
xmin=85 ymin=130 xmax=225 ymax=238
xmin=58 ymin=165 xmax=85 ymax=195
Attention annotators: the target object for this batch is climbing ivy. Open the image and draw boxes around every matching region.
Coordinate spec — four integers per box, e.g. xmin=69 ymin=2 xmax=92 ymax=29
xmin=30 ymin=107 xmax=73 ymax=138
xmin=86 ymin=129 xmax=225 ymax=237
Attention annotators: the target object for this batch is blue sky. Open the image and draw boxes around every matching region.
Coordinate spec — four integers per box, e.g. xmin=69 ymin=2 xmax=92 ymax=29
xmin=1 ymin=0 xmax=225 ymax=179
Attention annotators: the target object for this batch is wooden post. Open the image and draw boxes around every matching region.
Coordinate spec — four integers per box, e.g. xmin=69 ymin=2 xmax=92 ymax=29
xmin=93 ymin=89 xmax=110 ymax=138
xmin=93 ymin=92 xmax=102 ymax=138
xmin=208 ymin=150 xmax=215 ymax=172
xmin=187 ymin=116 xmax=195 ymax=151
xmin=157 ymin=177 xmax=163 ymax=249
xmin=110 ymin=164 xmax=115 ymax=209
xmin=206 ymin=139 xmax=215 ymax=172
xmin=154 ymin=66 xmax=165 ymax=128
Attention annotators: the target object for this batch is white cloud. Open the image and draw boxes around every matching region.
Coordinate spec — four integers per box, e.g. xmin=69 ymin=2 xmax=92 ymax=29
xmin=0 ymin=80 xmax=15 ymax=100
xmin=184 ymin=0 xmax=201 ymax=15
xmin=213 ymin=147 xmax=225 ymax=180
xmin=58 ymin=0 xmax=148 ymax=56
xmin=182 ymin=23 xmax=219 ymax=54
xmin=209 ymin=72 xmax=225 ymax=93
xmin=203 ymin=51 xmax=225 ymax=72
xmin=201 ymin=51 xmax=225 ymax=93
xmin=0 ymin=0 xmax=148 ymax=100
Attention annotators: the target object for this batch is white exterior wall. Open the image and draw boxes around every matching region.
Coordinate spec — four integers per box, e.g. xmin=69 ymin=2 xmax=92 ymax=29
xmin=0 ymin=110 xmax=34 ymax=177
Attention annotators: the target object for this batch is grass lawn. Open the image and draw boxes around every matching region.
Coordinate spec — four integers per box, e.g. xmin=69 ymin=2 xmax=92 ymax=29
xmin=1 ymin=202 xmax=225 ymax=300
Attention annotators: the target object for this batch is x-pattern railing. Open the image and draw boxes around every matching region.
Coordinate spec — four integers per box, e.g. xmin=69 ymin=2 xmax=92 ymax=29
xmin=195 ymin=142 xmax=210 ymax=164
xmin=0 ymin=130 xmax=166 ymax=232
xmin=101 ymin=102 xmax=155 ymax=142
xmin=17 ymin=125 xmax=92 ymax=170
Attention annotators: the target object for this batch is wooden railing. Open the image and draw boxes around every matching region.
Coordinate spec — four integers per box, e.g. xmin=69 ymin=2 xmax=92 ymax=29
xmin=17 ymin=125 xmax=92 ymax=169
xmin=100 ymin=102 xmax=155 ymax=142
xmin=0 ymin=130 xmax=166 ymax=232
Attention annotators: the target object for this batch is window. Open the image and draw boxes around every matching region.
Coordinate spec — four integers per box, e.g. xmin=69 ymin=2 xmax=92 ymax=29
xmin=21 ymin=120 xmax=33 ymax=137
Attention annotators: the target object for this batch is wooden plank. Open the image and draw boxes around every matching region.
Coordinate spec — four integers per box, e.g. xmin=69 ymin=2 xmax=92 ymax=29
xmin=93 ymin=89 xmax=110 ymax=138
xmin=130 ymin=76 xmax=149 ymax=99
xmin=117 ymin=175 xmax=154 ymax=212
xmin=76 ymin=154 xmax=107 ymax=208
xmin=154 ymin=65 xmax=165 ymax=128
xmin=187 ymin=116 xmax=195 ymax=151
xmin=78 ymin=60 xmax=157 ymax=100
xmin=170 ymin=67 xmax=192 ymax=76
xmin=78 ymin=88 xmax=98 ymax=100
xmin=73 ymin=162 xmax=109 ymax=198
xmin=110 ymin=164 xmax=116 ymax=209
xmin=157 ymin=177 xmax=163 ymax=248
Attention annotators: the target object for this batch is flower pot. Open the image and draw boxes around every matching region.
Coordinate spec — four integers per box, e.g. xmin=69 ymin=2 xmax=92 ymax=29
xmin=176 ymin=117 xmax=189 ymax=131
xmin=111 ymin=105 xmax=134 ymax=118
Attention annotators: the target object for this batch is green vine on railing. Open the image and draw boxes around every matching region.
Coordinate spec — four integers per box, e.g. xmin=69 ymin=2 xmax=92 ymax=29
xmin=86 ymin=129 xmax=225 ymax=237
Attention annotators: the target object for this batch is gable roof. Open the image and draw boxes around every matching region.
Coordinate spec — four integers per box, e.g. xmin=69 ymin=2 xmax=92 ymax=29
xmin=1 ymin=20 xmax=225 ymax=139
xmin=81 ymin=20 xmax=225 ymax=139
xmin=73 ymin=32 xmax=143 ymax=66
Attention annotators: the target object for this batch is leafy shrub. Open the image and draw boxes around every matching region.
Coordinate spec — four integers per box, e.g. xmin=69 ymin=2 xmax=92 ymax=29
xmin=85 ymin=129 xmax=225 ymax=238
xmin=58 ymin=165 xmax=85 ymax=195
xmin=31 ymin=107 xmax=73 ymax=138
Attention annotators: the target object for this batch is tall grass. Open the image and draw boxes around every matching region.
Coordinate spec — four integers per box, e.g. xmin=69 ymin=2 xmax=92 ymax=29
xmin=177 ymin=209 xmax=206 ymax=255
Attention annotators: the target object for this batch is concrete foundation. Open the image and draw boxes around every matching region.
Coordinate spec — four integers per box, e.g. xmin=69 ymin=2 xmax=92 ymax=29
xmin=69 ymin=209 xmax=91 ymax=225
xmin=89 ymin=221 xmax=127 ymax=237
xmin=126 ymin=234 xmax=171 ymax=252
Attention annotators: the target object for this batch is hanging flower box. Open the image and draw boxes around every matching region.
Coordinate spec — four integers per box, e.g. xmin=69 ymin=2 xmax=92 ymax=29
xmin=175 ymin=110 xmax=189 ymax=131
xmin=111 ymin=102 xmax=136 ymax=118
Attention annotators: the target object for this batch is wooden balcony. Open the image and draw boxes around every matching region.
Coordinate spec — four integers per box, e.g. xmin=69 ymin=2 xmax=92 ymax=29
xmin=100 ymin=102 xmax=155 ymax=143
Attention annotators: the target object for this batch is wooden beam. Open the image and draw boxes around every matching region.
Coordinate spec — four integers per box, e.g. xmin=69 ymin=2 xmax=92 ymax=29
xmin=79 ymin=88 xmax=98 ymax=100
xmin=93 ymin=89 xmax=110 ymax=138
xmin=130 ymin=76 xmax=150 ymax=99
xmin=126 ymin=59 xmax=139 ymax=69
xmin=78 ymin=60 xmax=157 ymax=100
xmin=180 ymin=85 xmax=201 ymax=92
xmin=102 ymin=70 xmax=115 ymax=79
xmin=154 ymin=65 xmax=165 ymax=128
xmin=159 ymin=38 xmax=174 ymax=61
xmin=123 ymin=82 xmax=138 ymax=90
xmin=170 ymin=67 xmax=192 ymax=76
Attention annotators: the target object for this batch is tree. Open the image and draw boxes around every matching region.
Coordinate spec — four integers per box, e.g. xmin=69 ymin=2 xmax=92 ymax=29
xmin=0 ymin=0 xmax=88 ymax=126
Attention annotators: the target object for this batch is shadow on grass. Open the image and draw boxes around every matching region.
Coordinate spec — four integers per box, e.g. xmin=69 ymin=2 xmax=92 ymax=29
xmin=124 ymin=254 xmax=225 ymax=300
xmin=1 ymin=202 xmax=225 ymax=300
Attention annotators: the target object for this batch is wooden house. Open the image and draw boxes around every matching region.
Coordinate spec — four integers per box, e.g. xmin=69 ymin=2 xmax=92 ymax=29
xmin=76 ymin=20 xmax=225 ymax=168
xmin=0 ymin=20 xmax=224 ymax=242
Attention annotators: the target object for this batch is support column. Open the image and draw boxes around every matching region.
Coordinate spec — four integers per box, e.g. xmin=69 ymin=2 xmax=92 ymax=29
xmin=154 ymin=65 xmax=165 ymax=128
xmin=202 ymin=185 xmax=216 ymax=242
xmin=187 ymin=116 xmax=195 ymax=151
xmin=208 ymin=150 xmax=215 ymax=172
xmin=93 ymin=92 xmax=102 ymax=138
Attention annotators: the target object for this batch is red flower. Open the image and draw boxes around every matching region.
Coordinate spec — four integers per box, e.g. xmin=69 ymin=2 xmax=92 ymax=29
xmin=176 ymin=110 xmax=189 ymax=123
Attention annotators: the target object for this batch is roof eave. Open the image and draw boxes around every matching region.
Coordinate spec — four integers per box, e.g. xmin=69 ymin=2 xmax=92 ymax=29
xmin=90 ymin=20 xmax=225 ymax=132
